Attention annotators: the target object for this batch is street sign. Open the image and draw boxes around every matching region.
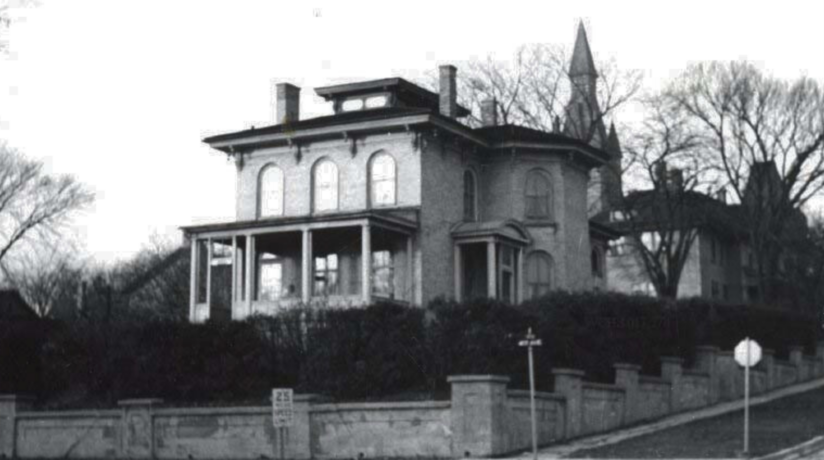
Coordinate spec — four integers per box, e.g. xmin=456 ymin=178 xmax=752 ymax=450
xmin=735 ymin=338 xmax=762 ymax=367
xmin=272 ymin=388 xmax=294 ymax=428
xmin=519 ymin=328 xmax=542 ymax=460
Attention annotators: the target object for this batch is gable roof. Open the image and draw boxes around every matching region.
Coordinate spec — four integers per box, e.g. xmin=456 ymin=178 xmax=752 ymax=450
xmin=0 ymin=289 xmax=38 ymax=321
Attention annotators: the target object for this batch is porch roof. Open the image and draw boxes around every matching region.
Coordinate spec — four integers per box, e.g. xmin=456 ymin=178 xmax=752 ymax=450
xmin=451 ymin=219 xmax=532 ymax=245
xmin=180 ymin=208 xmax=420 ymax=237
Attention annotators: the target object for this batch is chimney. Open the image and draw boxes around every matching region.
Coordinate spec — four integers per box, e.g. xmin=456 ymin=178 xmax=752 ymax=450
xmin=653 ymin=161 xmax=667 ymax=186
xmin=275 ymin=82 xmax=300 ymax=124
xmin=716 ymin=187 xmax=727 ymax=203
xmin=553 ymin=116 xmax=562 ymax=133
xmin=668 ymin=169 xmax=684 ymax=191
xmin=439 ymin=65 xmax=458 ymax=118
xmin=481 ymin=98 xmax=498 ymax=126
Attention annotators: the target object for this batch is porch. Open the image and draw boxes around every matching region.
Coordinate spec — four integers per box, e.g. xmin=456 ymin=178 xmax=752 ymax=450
xmin=186 ymin=212 xmax=417 ymax=322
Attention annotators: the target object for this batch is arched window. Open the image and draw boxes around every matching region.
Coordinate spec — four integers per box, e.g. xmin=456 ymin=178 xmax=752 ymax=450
xmin=258 ymin=164 xmax=284 ymax=218
xmin=369 ymin=152 xmax=396 ymax=206
xmin=525 ymin=169 xmax=552 ymax=219
xmin=591 ymin=247 xmax=604 ymax=278
xmin=463 ymin=169 xmax=477 ymax=221
xmin=526 ymin=251 xmax=553 ymax=299
xmin=313 ymin=159 xmax=338 ymax=212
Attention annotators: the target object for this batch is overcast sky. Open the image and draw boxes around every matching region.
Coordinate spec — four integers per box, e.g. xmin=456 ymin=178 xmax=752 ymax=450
xmin=1 ymin=0 xmax=823 ymax=264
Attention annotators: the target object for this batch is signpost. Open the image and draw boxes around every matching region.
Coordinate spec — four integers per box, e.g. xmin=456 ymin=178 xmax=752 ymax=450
xmin=519 ymin=328 xmax=542 ymax=460
xmin=734 ymin=338 xmax=762 ymax=457
xmin=272 ymin=388 xmax=294 ymax=460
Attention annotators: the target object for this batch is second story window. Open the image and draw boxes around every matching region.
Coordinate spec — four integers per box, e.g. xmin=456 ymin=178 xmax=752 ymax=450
xmin=525 ymin=169 xmax=552 ymax=220
xmin=313 ymin=159 xmax=339 ymax=212
xmin=370 ymin=152 xmax=396 ymax=206
xmin=463 ymin=169 xmax=477 ymax=221
xmin=258 ymin=164 xmax=284 ymax=218
xmin=526 ymin=251 xmax=553 ymax=299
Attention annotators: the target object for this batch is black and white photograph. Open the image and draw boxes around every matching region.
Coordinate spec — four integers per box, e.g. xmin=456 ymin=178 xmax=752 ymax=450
xmin=1 ymin=1 xmax=824 ymax=458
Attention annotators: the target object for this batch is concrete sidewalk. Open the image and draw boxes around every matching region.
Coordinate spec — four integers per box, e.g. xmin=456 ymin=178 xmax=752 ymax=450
xmin=502 ymin=376 xmax=824 ymax=459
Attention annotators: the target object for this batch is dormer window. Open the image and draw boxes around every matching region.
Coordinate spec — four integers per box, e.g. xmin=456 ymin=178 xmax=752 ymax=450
xmin=365 ymin=95 xmax=388 ymax=108
xmin=342 ymin=99 xmax=365 ymax=112
xmin=339 ymin=93 xmax=391 ymax=113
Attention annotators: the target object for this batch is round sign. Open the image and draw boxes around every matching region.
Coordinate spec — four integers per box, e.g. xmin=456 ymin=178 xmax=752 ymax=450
xmin=735 ymin=338 xmax=762 ymax=367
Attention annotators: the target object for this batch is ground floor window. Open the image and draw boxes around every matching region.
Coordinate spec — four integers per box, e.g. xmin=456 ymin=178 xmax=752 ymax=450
xmin=526 ymin=251 xmax=553 ymax=299
xmin=372 ymin=250 xmax=394 ymax=298
xmin=499 ymin=246 xmax=516 ymax=303
xmin=314 ymin=254 xmax=339 ymax=296
xmin=257 ymin=253 xmax=283 ymax=301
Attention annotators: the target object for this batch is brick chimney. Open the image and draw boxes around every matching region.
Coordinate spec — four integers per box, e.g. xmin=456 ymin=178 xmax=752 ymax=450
xmin=481 ymin=98 xmax=498 ymax=126
xmin=275 ymin=82 xmax=300 ymax=124
xmin=668 ymin=169 xmax=684 ymax=191
xmin=653 ymin=161 xmax=667 ymax=186
xmin=439 ymin=65 xmax=458 ymax=118
xmin=715 ymin=187 xmax=727 ymax=203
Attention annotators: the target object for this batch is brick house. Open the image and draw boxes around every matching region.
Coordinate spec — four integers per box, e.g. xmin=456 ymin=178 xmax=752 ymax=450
xmin=182 ymin=26 xmax=620 ymax=322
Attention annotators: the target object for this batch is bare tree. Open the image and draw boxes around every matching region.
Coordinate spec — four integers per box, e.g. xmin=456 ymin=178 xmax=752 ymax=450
xmin=665 ymin=61 xmax=824 ymax=302
xmin=0 ymin=0 xmax=40 ymax=53
xmin=0 ymin=239 xmax=83 ymax=317
xmin=0 ymin=142 xmax=94 ymax=265
xmin=609 ymin=94 xmax=713 ymax=299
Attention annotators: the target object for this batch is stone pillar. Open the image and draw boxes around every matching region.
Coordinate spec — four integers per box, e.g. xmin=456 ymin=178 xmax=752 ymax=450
xmin=0 ymin=395 xmax=33 ymax=458
xmin=119 ymin=398 xmax=162 ymax=459
xmin=552 ymin=368 xmax=585 ymax=439
xmin=790 ymin=346 xmax=804 ymax=383
xmin=281 ymin=394 xmax=331 ymax=459
xmin=761 ymin=348 xmax=776 ymax=390
xmin=815 ymin=343 xmax=824 ymax=377
xmin=695 ymin=346 xmax=720 ymax=404
xmin=189 ymin=237 xmax=198 ymax=321
xmin=660 ymin=357 xmax=684 ymax=414
xmin=448 ymin=375 xmax=510 ymax=457
xmin=613 ymin=363 xmax=641 ymax=424
xmin=486 ymin=241 xmax=497 ymax=299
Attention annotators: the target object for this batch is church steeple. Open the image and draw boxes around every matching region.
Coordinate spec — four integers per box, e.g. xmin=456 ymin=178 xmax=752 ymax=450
xmin=605 ymin=122 xmax=621 ymax=156
xmin=569 ymin=21 xmax=598 ymax=79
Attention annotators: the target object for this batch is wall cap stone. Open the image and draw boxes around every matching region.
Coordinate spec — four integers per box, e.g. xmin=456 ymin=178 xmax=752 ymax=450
xmin=118 ymin=398 xmax=164 ymax=407
xmin=613 ymin=363 xmax=642 ymax=371
xmin=0 ymin=394 xmax=35 ymax=402
xmin=695 ymin=345 xmax=721 ymax=352
xmin=551 ymin=368 xmax=586 ymax=377
xmin=447 ymin=375 xmax=510 ymax=384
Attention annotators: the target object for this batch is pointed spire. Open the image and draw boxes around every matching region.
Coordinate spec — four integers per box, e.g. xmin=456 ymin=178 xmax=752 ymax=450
xmin=569 ymin=21 xmax=598 ymax=78
xmin=606 ymin=122 xmax=621 ymax=155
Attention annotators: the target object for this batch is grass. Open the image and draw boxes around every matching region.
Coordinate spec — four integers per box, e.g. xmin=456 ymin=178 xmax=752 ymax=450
xmin=570 ymin=387 xmax=824 ymax=458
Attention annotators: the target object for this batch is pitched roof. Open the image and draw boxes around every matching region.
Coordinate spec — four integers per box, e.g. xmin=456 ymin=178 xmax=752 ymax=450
xmin=569 ymin=22 xmax=598 ymax=78
xmin=474 ymin=124 xmax=610 ymax=162
xmin=0 ymin=289 xmax=38 ymax=320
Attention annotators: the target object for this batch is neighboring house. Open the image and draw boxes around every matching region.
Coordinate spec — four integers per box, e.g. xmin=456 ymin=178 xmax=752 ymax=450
xmin=603 ymin=161 xmax=807 ymax=304
xmin=0 ymin=289 xmax=39 ymax=321
xmin=182 ymin=26 xmax=621 ymax=322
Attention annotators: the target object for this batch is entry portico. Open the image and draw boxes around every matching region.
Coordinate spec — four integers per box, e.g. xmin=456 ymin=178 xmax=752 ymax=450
xmin=184 ymin=210 xmax=417 ymax=322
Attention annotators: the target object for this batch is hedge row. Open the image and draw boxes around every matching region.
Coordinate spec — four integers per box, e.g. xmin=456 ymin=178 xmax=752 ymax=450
xmin=1 ymin=292 xmax=819 ymax=408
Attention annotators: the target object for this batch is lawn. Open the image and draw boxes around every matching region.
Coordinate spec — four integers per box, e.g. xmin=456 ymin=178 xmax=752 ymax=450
xmin=570 ymin=387 xmax=824 ymax=458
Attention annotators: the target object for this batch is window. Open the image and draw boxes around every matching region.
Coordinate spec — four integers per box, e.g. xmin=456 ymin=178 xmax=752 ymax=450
xmin=591 ymin=247 xmax=604 ymax=278
xmin=525 ymin=170 xmax=552 ymax=219
xmin=313 ymin=159 xmax=339 ymax=212
xmin=711 ymin=280 xmax=720 ymax=299
xmin=259 ymin=164 xmax=284 ymax=217
xmin=314 ymin=254 xmax=339 ymax=296
xmin=526 ymin=251 xmax=553 ymax=299
xmin=196 ymin=240 xmax=208 ymax=303
xmin=499 ymin=246 xmax=516 ymax=303
xmin=257 ymin=252 xmax=283 ymax=301
xmin=369 ymin=152 xmax=396 ymax=206
xmin=463 ymin=170 xmax=477 ymax=221
xmin=372 ymin=250 xmax=394 ymax=298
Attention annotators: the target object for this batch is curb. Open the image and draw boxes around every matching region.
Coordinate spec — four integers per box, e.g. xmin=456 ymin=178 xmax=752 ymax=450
xmin=756 ymin=435 xmax=824 ymax=460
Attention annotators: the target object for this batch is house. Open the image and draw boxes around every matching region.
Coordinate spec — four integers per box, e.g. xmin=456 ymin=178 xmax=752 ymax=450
xmin=603 ymin=161 xmax=808 ymax=304
xmin=181 ymin=25 xmax=621 ymax=322
xmin=0 ymin=289 xmax=39 ymax=321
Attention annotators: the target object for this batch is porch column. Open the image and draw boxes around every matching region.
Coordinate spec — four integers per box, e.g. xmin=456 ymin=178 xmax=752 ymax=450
xmin=517 ymin=247 xmax=525 ymax=304
xmin=246 ymin=235 xmax=255 ymax=316
xmin=301 ymin=228 xmax=312 ymax=303
xmin=188 ymin=237 xmax=197 ymax=322
xmin=231 ymin=236 xmax=238 ymax=309
xmin=407 ymin=236 xmax=414 ymax=303
xmin=454 ymin=244 xmax=462 ymax=302
xmin=487 ymin=240 xmax=497 ymax=299
xmin=205 ymin=238 xmax=212 ymax=313
xmin=362 ymin=223 xmax=372 ymax=304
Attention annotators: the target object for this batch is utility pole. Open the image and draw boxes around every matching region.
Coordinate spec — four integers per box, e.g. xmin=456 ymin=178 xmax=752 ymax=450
xmin=519 ymin=327 xmax=542 ymax=460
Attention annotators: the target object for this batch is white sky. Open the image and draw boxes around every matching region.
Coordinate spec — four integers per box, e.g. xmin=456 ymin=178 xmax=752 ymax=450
xmin=1 ymin=0 xmax=823 ymax=264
